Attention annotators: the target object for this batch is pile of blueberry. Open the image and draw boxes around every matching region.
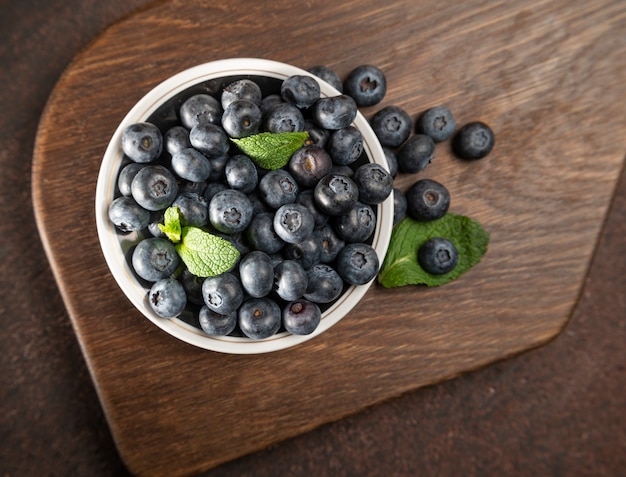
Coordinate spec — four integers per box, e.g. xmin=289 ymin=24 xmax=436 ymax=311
xmin=107 ymin=65 xmax=398 ymax=340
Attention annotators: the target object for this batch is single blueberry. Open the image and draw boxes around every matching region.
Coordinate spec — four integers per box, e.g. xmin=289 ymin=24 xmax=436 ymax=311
xmin=288 ymin=146 xmax=333 ymax=188
xmin=333 ymin=201 xmax=376 ymax=243
xmin=303 ymin=264 xmax=344 ymax=304
xmin=312 ymin=94 xmax=357 ymax=130
xmin=383 ymin=147 xmax=399 ymax=178
xmin=189 ymin=123 xmax=230 ymax=157
xmin=282 ymin=299 xmax=321 ymax=336
xmin=258 ymin=169 xmax=299 ymax=209
xmin=307 ymin=65 xmax=343 ymax=92
xmin=179 ymin=94 xmax=223 ymax=129
xmin=132 ymin=238 xmax=180 ymax=282
xmin=281 ymin=75 xmax=321 ymax=109
xmin=416 ymin=105 xmax=456 ymax=142
xmin=405 ymin=178 xmax=450 ymax=221
xmin=171 ymin=147 xmax=212 ymax=183
xmin=121 ymin=122 xmax=163 ymax=163
xmin=397 ymin=134 xmax=436 ymax=174
xmin=353 ymin=163 xmax=393 ymax=205
xmin=370 ymin=105 xmax=412 ymax=147
xmin=313 ymin=173 xmax=359 ymax=216
xmin=263 ymin=102 xmax=305 ymax=133
xmin=336 ymin=242 xmax=380 ymax=286
xmin=283 ymin=234 xmax=322 ymax=270
xmin=312 ymin=223 xmax=345 ymax=264
xmin=172 ymin=191 xmax=208 ymax=228
xmin=246 ymin=212 xmax=286 ymax=254
xmin=117 ymin=162 xmax=145 ymax=197
xmin=108 ymin=196 xmax=150 ymax=233
xmin=303 ymin=119 xmax=331 ymax=149
xmin=327 ymin=126 xmax=363 ymax=166
xmin=273 ymin=203 xmax=316 ymax=244
xmin=164 ymin=125 xmax=191 ymax=155
xmin=392 ymin=188 xmax=407 ymax=225
xmin=221 ymin=99 xmax=262 ymax=138
xmin=418 ymin=237 xmax=458 ymax=275
xmin=221 ymin=78 xmax=263 ymax=110
xmin=452 ymin=121 xmax=495 ymax=159
xmin=148 ymin=278 xmax=187 ymax=318
xmin=202 ymin=272 xmax=244 ymax=315
xmin=225 ymin=154 xmax=258 ymax=194
xmin=239 ymin=250 xmax=275 ymax=298
xmin=296 ymin=189 xmax=329 ymax=227
xmin=238 ymin=297 xmax=282 ymax=340
xmin=199 ymin=306 xmax=237 ymax=336
xmin=343 ymin=65 xmax=387 ymax=107
xmin=209 ymin=189 xmax=254 ymax=234
xmin=274 ymin=260 xmax=308 ymax=301
xmin=131 ymin=165 xmax=179 ymax=211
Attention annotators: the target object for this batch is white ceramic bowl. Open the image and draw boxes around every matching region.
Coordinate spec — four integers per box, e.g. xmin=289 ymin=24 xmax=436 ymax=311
xmin=95 ymin=58 xmax=393 ymax=354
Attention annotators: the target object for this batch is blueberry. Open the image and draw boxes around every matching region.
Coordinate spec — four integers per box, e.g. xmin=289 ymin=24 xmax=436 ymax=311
xmin=207 ymin=154 xmax=229 ymax=182
xmin=147 ymin=210 xmax=166 ymax=238
xmin=239 ymin=250 xmax=275 ymax=298
xmin=259 ymin=94 xmax=284 ymax=116
xmin=132 ymin=237 xmax=180 ymax=282
xmin=416 ymin=105 xmax=456 ymax=142
xmin=281 ymin=75 xmax=321 ymax=109
xmin=108 ymin=196 xmax=150 ymax=232
xmin=282 ymin=299 xmax=321 ymax=335
xmin=397 ymin=134 xmax=435 ymax=174
xmin=221 ymin=79 xmax=263 ymax=110
xmin=209 ymin=189 xmax=253 ymax=234
xmin=303 ymin=119 xmax=330 ymax=148
xmin=221 ymin=99 xmax=262 ymax=138
xmin=405 ymin=178 xmax=450 ymax=221
xmin=452 ymin=121 xmax=495 ymax=159
xmin=274 ymin=260 xmax=308 ymax=301
xmin=131 ymin=165 xmax=179 ymax=211
xmin=312 ymin=223 xmax=345 ymax=264
xmin=203 ymin=181 xmax=228 ymax=202
xmin=224 ymin=154 xmax=258 ymax=193
xmin=246 ymin=212 xmax=285 ymax=254
xmin=258 ymin=169 xmax=299 ymax=209
xmin=171 ymin=147 xmax=212 ymax=182
xmin=288 ymin=145 xmax=333 ymax=187
xmin=179 ymin=179 xmax=207 ymax=196
xmin=418 ymin=237 xmax=458 ymax=275
xmin=198 ymin=306 xmax=237 ymax=336
xmin=336 ymin=242 xmax=379 ymax=285
xmin=392 ymin=187 xmax=407 ymax=225
xmin=202 ymin=272 xmax=244 ymax=315
xmin=179 ymin=268 xmax=205 ymax=305
xmin=283 ymin=235 xmax=322 ymax=270
xmin=148 ymin=278 xmax=187 ymax=318
xmin=353 ymin=163 xmax=393 ymax=205
xmin=296 ymin=189 xmax=329 ymax=227
xmin=383 ymin=147 xmax=399 ymax=178
xmin=370 ymin=105 xmax=412 ymax=147
xmin=313 ymin=173 xmax=359 ymax=216
xmin=312 ymin=94 xmax=357 ymax=130
xmin=121 ymin=122 xmax=163 ymax=163
xmin=189 ymin=123 xmax=230 ymax=157
xmin=117 ymin=163 xmax=145 ymax=197
xmin=263 ymin=102 xmax=305 ymax=133
xmin=172 ymin=191 xmax=208 ymax=227
xmin=273 ymin=203 xmax=316 ymax=244
xmin=327 ymin=126 xmax=363 ymax=166
xmin=179 ymin=93 xmax=223 ymax=129
xmin=303 ymin=264 xmax=344 ymax=304
xmin=343 ymin=65 xmax=386 ymax=107
xmin=164 ymin=125 xmax=191 ymax=155
xmin=307 ymin=65 xmax=343 ymax=92
xmin=333 ymin=201 xmax=376 ymax=243
xmin=238 ymin=297 xmax=282 ymax=339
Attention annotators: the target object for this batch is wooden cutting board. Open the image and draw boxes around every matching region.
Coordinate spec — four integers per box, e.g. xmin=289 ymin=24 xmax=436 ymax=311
xmin=31 ymin=0 xmax=626 ymax=475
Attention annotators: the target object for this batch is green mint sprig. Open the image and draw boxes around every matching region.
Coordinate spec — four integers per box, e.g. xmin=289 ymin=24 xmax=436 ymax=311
xmin=231 ymin=131 xmax=309 ymax=170
xmin=158 ymin=206 xmax=240 ymax=277
xmin=378 ymin=213 xmax=489 ymax=288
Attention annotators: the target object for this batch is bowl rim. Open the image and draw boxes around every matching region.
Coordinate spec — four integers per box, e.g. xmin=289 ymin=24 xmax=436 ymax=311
xmin=95 ymin=58 xmax=393 ymax=354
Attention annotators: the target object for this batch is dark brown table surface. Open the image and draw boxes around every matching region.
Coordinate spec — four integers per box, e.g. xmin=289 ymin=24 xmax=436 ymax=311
xmin=2 ymin=1 xmax=625 ymax=476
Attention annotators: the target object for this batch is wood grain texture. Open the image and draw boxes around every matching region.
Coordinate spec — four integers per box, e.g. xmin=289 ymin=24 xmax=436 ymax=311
xmin=31 ymin=0 xmax=626 ymax=475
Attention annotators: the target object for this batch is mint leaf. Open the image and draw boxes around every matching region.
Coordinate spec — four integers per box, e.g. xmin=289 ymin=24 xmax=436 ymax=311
xmin=231 ymin=131 xmax=309 ymax=170
xmin=175 ymin=226 xmax=240 ymax=277
xmin=158 ymin=206 xmax=182 ymax=243
xmin=378 ymin=213 xmax=489 ymax=288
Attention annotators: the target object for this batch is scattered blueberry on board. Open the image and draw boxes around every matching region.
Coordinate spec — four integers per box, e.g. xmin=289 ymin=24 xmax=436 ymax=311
xmin=108 ymin=62 xmax=494 ymax=341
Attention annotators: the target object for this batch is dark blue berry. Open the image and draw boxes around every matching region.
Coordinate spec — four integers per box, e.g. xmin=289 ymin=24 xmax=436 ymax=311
xmin=208 ymin=189 xmax=253 ymax=233
xmin=121 ymin=122 xmax=163 ymax=163
xmin=353 ymin=163 xmax=393 ymax=205
xmin=246 ymin=212 xmax=285 ymax=254
xmin=312 ymin=95 xmax=357 ymax=130
xmin=405 ymin=178 xmax=450 ymax=221
xmin=333 ymin=201 xmax=376 ymax=243
xmin=418 ymin=237 xmax=458 ymax=275
xmin=397 ymin=134 xmax=435 ymax=174
xmin=307 ymin=65 xmax=343 ymax=92
xmin=336 ymin=242 xmax=379 ymax=285
xmin=239 ymin=250 xmax=274 ymax=298
xmin=313 ymin=173 xmax=359 ymax=216
xmin=274 ymin=260 xmax=308 ymax=301
xmin=258 ymin=169 xmax=299 ymax=209
xmin=273 ymin=203 xmax=315 ymax=244
xmin=303 ymin=119 xmax=330 ymax=148
xmin=313 ymin=224 xmax=345 ymax=264
xmin=171 ymin=147 xmax=212 ymax=182
xmin=328 ymin=126 xmax=363 ymax=166
xmin=283 ymin=235 xmax=322 ymax=270
xmin=179 ymin=94 xmax=223 ymax=129
xmin=452 ymin=121 xmax=495 ymax=159
xmin=132 ymin=237 xmax=180 ymax=282
xmin=179 ymin=268 xmax=205 ymax=306
xmin=416 ymin=105 xmax=456 ymax=142
xmin=203 ymin=181 xmax=228 ymax=202
xmin=303 ymin=264 xmax=344 ymax=304
xmin=198 ymin=306 xmax=237 ymax=336
xmin=281 ymin=75 xmax=321 ymax=109
xmin=296 ymin=190 xmax=328 ymax=227
xmin=282 ymin=299 xmax=321 ymax=335
xmin=224 ymin=154 xmax=258 ymax=193
xmin=370 ymin=105 xmax=412 ymax=147
xmin=288 ymin=145 xmax=333 ymax=187
xmin=207 ymin=154 xmax=229 ymax=182
xmin=131 ymin=165 xmax=179 ymax=211
xmin=263 ymin=102 xmax=305 ymax=133
xmin=108 ymin=196 xmax=150 ymax=232
xmin=238 ymin=297 xmax=282 ymax=339
xmin=172 ymin=191 xmax=208 ymax=227
xmin=189 ymin=123 xmax=230 ymax=157
xmin=202 ymin=272 xmax=244 ymax=315
xmin=164 ymin=125 xmax=191 ymax=155
xmin=117 ymin=163 xmax=145 ymax=197
xmin=221 ymin=79 xmax=263 ymax=109
xmin=383 ymin=147 xmax=399 ymax=178
xmin=343 ymin=65 xmax=386 ymax=107
xmin=392 ymin=188 xmax=407 ymax=225
xmin=149 ymin=278 xmax=187 ymax=318
xmin=221 ymin=99 xmax=262 ymax=138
